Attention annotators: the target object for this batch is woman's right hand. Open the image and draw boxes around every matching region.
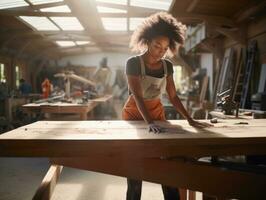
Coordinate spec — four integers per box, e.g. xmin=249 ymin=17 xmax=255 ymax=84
xmin=148 ymin=123 xmax=163 ymax=134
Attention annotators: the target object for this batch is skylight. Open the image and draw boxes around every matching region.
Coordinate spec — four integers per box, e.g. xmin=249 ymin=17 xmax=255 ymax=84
xmin=97 ymin=6 xmax=127 ymax=13
xmin=130 ymin=0 xmax=172 ymax=10
xmin=56 ymin=41 xmax=76 ymax=47
xmin=76 ymin=41 xmax=90 ymax=45
xmin=40 ymin=5 xmax=71 ymax=13
xmin=28 ymin=0 xmax=64 ymax=5
xmin=129 ymin=18 xmax=144 ymax=31
xmin=50 ymin=17 xmax=84 ymax=31
xmin=0 ymin=0 xmax=29 ymax=10
xmin=101 ymin=18 xmax=127 ymax=31
xmin=95 ymin=0 xmax=127 ymax=5
xmin=19 ymin=16 xmax=60 ymax=31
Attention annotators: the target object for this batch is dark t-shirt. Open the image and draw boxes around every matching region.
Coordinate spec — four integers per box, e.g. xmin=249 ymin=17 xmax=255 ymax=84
xmin=126 ymin=56 xmax=173 ymax=78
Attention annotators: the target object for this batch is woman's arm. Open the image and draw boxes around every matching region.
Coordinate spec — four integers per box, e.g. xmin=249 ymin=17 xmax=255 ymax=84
xmin=127 ymin=75 xmax=162 ymax=133
xmin=166 ymin=75 xmax=212 ymax=128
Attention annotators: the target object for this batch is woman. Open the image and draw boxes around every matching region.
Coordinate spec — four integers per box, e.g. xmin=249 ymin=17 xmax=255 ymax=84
xmin=122 ymin=12 xmax=212 ymax=200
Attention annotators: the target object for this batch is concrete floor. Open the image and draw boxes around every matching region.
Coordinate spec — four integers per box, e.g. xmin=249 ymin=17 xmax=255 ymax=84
xmin=0 ymin=157 xmax=165 ymax=200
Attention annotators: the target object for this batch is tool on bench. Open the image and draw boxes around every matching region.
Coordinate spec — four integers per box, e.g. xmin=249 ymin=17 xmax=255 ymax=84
xmin=217 ymin=89 xmax=239 ymax=116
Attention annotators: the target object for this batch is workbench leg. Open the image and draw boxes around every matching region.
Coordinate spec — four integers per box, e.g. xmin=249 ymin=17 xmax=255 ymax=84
xmin=80 ymin=112 xmax=87 ymax=120
xmin=32 ymin=165 xmax=63 ymax=200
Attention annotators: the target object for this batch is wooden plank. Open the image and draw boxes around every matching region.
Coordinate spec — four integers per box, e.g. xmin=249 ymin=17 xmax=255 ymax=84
xmin=0 ymin=120 xmax=266 ymax=157
xmin=51 ymin=156 xmax=266 ymax=200
xmin=32 ymin=165 xmax=63 ymax=200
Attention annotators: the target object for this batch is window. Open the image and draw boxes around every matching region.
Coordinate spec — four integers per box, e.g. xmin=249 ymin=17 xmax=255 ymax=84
xmin=0 ymin=0 xmax=29 ymax=10
xmin=50 ymin=17 xmax=84 ymax=31
xmin=130 ymin=0 xmax=173 ymax=10
xmin=15 ymin=66 xmax=20 ymax=88
xmin=0 ymin=63 xmax=6 ymax=83
xmin=19 ymin=16 xmax=60 ymax=31
xmin=101 ymin=18 xmax=127 ymax=31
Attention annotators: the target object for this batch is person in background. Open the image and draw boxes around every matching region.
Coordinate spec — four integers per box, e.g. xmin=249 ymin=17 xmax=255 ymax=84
xmin=122 ymin=12 xmax=212 ymax=200
xmin=41 ymin=78 xmax=51 ymax=98
xmin=19 ymin=79 xmax=32 ymax=95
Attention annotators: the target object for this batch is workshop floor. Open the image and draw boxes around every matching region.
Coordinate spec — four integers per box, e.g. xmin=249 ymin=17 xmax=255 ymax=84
xmin=0 ymin=157 xmax=165 ymax=200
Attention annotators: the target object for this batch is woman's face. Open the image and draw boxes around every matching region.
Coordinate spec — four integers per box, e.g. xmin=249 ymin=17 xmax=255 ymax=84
xmin=147 ymin=36 xmax=169 ymax=61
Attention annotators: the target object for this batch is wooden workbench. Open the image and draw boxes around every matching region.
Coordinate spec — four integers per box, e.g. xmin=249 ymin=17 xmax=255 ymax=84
xmin=0 ymin=119 xmax=266 ymax=200
xmin=22 ymin=94 xmax=112 ymax=120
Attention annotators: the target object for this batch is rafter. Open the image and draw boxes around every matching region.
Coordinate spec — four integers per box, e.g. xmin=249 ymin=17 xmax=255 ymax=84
xmin=186 ymin=0 xmax=200 ymax=12
xmin=235 ymin=0 xmax=266 ymax=22
xmin=173 ymin=12 xmax=236 ymax=28
xmin=0 ymin=10 xmax=73 ymax=17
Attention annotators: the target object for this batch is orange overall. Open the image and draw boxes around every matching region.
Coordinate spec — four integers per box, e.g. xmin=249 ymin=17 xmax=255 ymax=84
xmin=122 ymin=95 xmax=166 ymax=121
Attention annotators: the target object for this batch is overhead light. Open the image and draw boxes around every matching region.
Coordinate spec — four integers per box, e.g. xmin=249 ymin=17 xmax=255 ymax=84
xmin=28 ymin=0 xmax=63 ymax=5
xmin=19 ymin=16 xmax=60 ymax=31
xmin=95 ymin=0 xmax=127 ymax=5
xmin=76 ymin=41 xmax=91 ymax=45
xmin=97 ymin=6 xmax=127 ymax=13
xmin=56 ymin=41 xmax=76 ymax=47
xmin=40 ymin=5 xmax=71 ymax=13
xmin=101 ymin=18 xmax=127 ymax=31
xmin=50 ymin=17 xmax=84 ymax=31
xmin=129 ymin=18 xmax=145 ymax=31
xmin=130 ymin=0 xmax=173 ymax=10
xmin=0 ymin=0 xmax=29 ymax=10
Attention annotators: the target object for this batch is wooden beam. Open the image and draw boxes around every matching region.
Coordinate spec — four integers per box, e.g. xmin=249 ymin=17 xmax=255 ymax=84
xmin=32 ymin=165 xmax=63 ymax=200
xmin=51 ymin=156 xmax=266 ymax=200
xmin=199 ymin=38 xmax=224 ymax=60
xmin=186 ymin=0 xmax=200 ymax=12
xmin=215 ymin=27 xmax=246 ymax=46
xmin=174 ymin=13 xmax=236 ymax=28
xmin=0 ymin=10 xmax=73 ymax=17
xmin=235 ymin=0 xmax=266 ymax=22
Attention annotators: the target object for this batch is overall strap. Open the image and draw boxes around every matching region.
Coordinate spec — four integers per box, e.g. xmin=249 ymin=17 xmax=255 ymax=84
xmin=139 ymin=56 xmax=146 ymax=78
xmin=162 ymin=60 xmax=168 ymax=77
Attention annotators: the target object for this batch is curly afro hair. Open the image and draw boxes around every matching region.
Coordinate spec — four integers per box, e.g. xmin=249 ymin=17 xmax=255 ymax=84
xmin=130 ymin=12 xmax=186 ymax=57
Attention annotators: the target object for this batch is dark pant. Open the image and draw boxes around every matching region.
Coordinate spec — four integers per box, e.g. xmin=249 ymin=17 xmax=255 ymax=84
xmin=126 ymin=179 xmax=180 ymax=200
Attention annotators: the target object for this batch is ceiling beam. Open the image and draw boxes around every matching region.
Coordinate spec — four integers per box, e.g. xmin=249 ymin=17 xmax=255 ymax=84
xmin=64 ymin=0 xmax=103 ymax=51
xmin=0 ymin=10 xmax=73 ymax=17
xmin=186 ymin=0 xmax=200 ymax=12
xmin=174 ymin=13 xmax=236 ymax=28
xmin=235 ymin=0 xmax=266 ymax=22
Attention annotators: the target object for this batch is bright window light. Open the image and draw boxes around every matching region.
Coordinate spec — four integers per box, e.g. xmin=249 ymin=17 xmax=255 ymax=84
xmin=130 ymin=0 xmax=172 ymax=10
xmin=0 ymin=0 xmax=29 ymax=10
xmin=19 ymin=16 xmax=60 ymax=31
xmin=40 ymin=5 xmax=71 ymax=13
xmin=76 ymin=41 xmax=90 ymax=45
xmin=129 ymin=18 xmax=144 ymax=31
xmin=97 ymin=6 xmax=127 ymax=13
xmin=56 ymin=41 xmax=76 ymax=47
xmin=28 ymin=0 xmax=63 ymax=5
xmin=101 ymin=18 xmax=127 ymax=31
xmin=95 ymin=0 xmax=127 ymax=5
xmin=50 ymin=17 xmax=84 ymax=31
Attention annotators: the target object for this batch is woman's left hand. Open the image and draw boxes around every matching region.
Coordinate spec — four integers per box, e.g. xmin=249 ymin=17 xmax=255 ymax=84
xmin=188 ymin=119 xmax=213 ymax=128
